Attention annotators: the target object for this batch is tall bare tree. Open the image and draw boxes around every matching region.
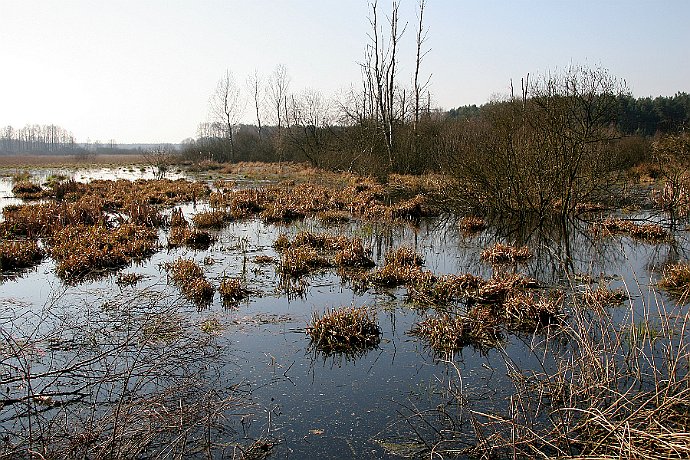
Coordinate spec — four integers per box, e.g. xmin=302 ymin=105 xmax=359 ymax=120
xmin=413 ymin=0 xmax=431 ymax=133
xmin=247 ymin=70 xmax=264 ymax=139
xmin=209 ymin=69 xmax=243 ymax=162
xmin=267 ymin=64 xmax=291 ymax=161
xmin=364 ymin=0 xmax=406 ymax=168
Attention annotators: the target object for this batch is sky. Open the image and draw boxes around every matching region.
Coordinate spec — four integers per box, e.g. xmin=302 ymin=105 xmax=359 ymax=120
xmin=1 ymin=0 xmax=689 ymax=144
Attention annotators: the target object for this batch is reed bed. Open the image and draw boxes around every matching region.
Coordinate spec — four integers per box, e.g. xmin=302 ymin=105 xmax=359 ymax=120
xmin=165 ymin=258 xmax=214 ymax=303
xmin=0 ymin=239 xmax=44 ymax=271
xmin=307 ymin=306 xmax=381 ymax=355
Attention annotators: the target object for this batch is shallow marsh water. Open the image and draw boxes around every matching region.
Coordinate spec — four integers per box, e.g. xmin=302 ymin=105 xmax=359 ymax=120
xmin=1 ymin=168 xmax=689 ymax=458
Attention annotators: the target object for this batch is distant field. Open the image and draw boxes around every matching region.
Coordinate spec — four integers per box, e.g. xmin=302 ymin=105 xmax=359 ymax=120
xmin=0 ymin=153 xmax=146 ymax=167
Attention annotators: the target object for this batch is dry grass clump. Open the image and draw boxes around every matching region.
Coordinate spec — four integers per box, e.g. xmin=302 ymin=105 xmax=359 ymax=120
xmin=316 ymin=210 xmax=350 ymax=225
xmin=218 ymin=277 xmax=250 ymax=304
xmin=334 ymin=239 xmax=374 ymax=268
xmin=658 ymin=263 xmax=690 ymax=300
xmin=407 ymin=273 xmax=483 ymax=306
xmin=191 ymin=210 xmax=227 ymax=229
xmin=0 ymin=239 xmax=44 ymax=271
xmin=502 ymin=291 xmax=564 ymax=331
xmin=411 ymin=313 xmax=500 ymax=353
xmin=49 ymin=223 xmax=158 ymax=279
xmin=165 ymin=258 xmax=214 ymax=303
xmin=1 ymin=200 xmax=104 ymax=238
xmin=12 ymin=180 xmax=44 ymax=199
xmin=278 ymin=246 xmax=331 ymax=277
xmin=474 ymin=273 xmax=539 ymax=303
xmin=167 ymin=210 xmax=214 ymax=249
xmin=458 ymin=216 xmax=486 ymax=233
xmin=594 ymin=218 xmax=669 ymax=241
xmin=480 ymin=243 xmax=532 ymax=264
xmin=368 ymin=246 xmax=426 ymax=287
xmin=582 ymin=285 xmax=628 ymax=307
xmin=384 ymin=246 xmax=425 ymax=267
xmin=307 ymin=306 xmax=381 ymax=355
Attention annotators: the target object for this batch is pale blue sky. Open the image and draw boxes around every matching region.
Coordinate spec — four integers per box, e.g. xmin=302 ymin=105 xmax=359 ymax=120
xmin=1 ymin=1 xmax=688 ymax=143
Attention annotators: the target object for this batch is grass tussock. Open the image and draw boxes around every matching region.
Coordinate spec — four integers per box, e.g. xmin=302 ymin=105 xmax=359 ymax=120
xmin=582 ymin=285 xmax=628 ymax=307
xmin=191 ymin=210 xmax=228 ymax=229
xmin=411 ymin=313 xmax=501 ymax=353
xmin=165 ymin=258 xmax=214 ymax=303
xmin=594 ymin=217 xmax=669 ymax=241
xmin=0 ymin=239 xmax=44 ymax=271
xmin=49 ymin=223 xmax=158 ymax=280
xmin=218 ymin=277 xmax=250 ymax=304
xmin=658 ymin=263 xmax=690 ymax=300
xmin=480 ymin=243 xmax=532 ymax=264
xmin=12 ymin=180 xmax=44 ymax=199
xmin=307 ymin=306 xmax=381 ymax=355
xmin=278 ymin=246 xmax=331 ymax=277
xmin=458 ymin=216 xmax=487 ymax=233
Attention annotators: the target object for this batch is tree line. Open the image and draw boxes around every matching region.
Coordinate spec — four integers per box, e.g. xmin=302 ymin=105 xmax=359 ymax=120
xmin=0 ymin=124 xmax=79 ymax=154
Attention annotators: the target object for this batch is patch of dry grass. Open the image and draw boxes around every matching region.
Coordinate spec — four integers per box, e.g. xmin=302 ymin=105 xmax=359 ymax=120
xmin=49 ymin=223 xmax=158 ymax=280
xmin=218 ymin=277 xmax=250 ymax=304
xmin=0 ymin=239 xmax=44 ymax=271
xmin=307 ymin=306 xmax=381 ymax=355
xmin=593 ymin=218 xmax=669 ymax=241
xmin=165 ymin=258 xmax=214 ymax=303
xmin=480 ymin=243 xmax=532 ymax=264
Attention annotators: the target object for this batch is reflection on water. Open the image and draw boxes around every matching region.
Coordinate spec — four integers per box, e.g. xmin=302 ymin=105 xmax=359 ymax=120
xmin=1 ymin=168 xmax=689 ymax=458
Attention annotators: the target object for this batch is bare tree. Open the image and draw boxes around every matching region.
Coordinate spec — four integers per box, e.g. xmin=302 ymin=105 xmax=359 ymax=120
xmin=364 ymin=0 xmax=406 ymax=168
xmin=247 ymin=70 xmax=264 ymax=139
xmin=266 ymin=64 xmax=291 ymax=161
xmin=209 ymin=69 xmax=244 ymax=162
xmin=413 ymin=0 xmax=431 ymax=133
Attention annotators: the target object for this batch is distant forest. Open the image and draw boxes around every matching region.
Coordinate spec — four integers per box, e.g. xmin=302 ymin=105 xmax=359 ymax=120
xmin=449 ymin=92 xmax=690 ymax=136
